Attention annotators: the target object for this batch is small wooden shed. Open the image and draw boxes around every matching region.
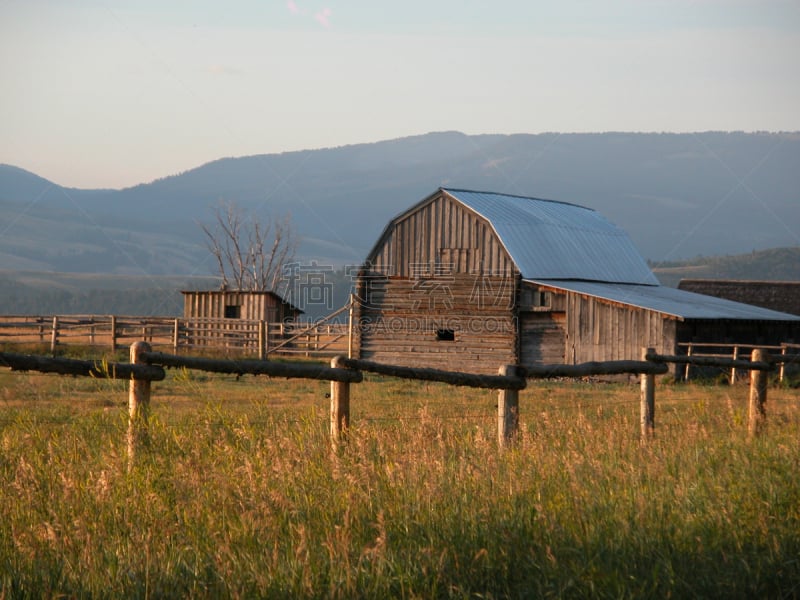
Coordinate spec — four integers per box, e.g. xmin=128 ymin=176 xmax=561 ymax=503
xmin=181 ymin=289 xmax=302 ymax=322
xmin=351 ymin=188 xmax=800 ymax=374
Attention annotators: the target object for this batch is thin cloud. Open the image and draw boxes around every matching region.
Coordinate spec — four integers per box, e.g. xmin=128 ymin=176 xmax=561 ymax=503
xmin=314 ymin=7 xmax=332 ymax=28
xmin=287 ymin=1 xmax=332 ymax=28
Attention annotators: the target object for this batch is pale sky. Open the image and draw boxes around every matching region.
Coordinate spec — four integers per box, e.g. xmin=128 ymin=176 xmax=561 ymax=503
xmin=2 ymin=0 xmax=799 ymax=189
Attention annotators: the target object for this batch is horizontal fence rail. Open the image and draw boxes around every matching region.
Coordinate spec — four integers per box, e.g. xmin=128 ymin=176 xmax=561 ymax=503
xmin=341 ymin=357 xmax=526 ymax=390
xmin=140 ymin=350 xmax=362 ymax=383
xmin=521 ymin=360 xmax=668 ymax=378
xmin=0 ymin=350 xmax=165 ymax=381
xmin=647 ymin=352 xmax=774 ymax=372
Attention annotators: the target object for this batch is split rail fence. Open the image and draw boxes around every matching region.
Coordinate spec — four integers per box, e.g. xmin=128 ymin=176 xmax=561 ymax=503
xmin=3 ymin=343 xmax=797 ymax=466
xmin=0 ymin=314 xmax=349 ymax=358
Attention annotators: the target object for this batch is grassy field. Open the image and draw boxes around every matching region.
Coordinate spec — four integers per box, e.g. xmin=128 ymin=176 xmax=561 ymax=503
xmin=0 ymin=364 xmax=799 ymax=598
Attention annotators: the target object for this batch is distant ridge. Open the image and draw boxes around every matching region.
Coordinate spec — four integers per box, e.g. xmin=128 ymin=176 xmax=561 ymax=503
xmin=1 ymin=131 xmax=799 ymax=275
xmin=652 ymin=247 xmax=800 ymax=287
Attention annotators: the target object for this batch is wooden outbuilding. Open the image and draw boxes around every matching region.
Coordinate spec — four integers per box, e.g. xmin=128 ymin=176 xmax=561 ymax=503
xmin=182 ymin=289 xmax=302 ymax=323
xmin=351 ymin=188 xmax=800 ymax=374
xmin=181 ymin=289 xmax=302 ymax=350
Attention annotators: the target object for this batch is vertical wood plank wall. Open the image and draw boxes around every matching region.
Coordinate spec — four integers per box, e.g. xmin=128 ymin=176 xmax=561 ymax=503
xmin=369 ymin=194 xmax=516 ymax=277
xmin=182 ymin=291 xmax=285 ymax=322
xmin=564 ymin=293 xmax=676 ymax=363
xmin=182 ymin=291 xmax=294 ymax=347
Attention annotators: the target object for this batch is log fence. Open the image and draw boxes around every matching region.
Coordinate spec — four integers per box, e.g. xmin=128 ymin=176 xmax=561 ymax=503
xmin=1 ymin=342 xmax=789 ymax=464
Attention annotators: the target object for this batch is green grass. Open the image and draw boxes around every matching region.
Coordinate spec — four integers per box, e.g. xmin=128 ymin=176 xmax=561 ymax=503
xmin=1 ymin=369 xmax=799 ymax=598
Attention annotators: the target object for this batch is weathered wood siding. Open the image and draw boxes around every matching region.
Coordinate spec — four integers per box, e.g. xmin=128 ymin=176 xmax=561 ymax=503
xmin=564 ymin=293 xmax=676 ymax=363
xmin=354 ymin=273 xmax=517 ymax=374
xmin=368 ymin=192 xmax=516 ymax=277
xmin=182 ymin=291 xmax=295 ymax=322
xmin=182 ymin=291 xmax=299 ymax=348
xmin=519 ymin=312 xmax=566 ymax=365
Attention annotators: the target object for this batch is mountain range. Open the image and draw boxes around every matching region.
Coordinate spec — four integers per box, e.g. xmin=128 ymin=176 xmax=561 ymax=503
xmin=2 ymin=131 xmax=799 ymax=277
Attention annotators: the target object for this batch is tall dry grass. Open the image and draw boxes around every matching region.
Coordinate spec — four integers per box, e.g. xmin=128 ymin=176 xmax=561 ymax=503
xmin=0 ymin=369 xmax=798 ymax=598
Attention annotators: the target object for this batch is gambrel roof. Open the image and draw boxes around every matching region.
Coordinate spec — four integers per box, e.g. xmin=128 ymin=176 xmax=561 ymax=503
xmin=441 ymin=188 xmax=659 ymax=285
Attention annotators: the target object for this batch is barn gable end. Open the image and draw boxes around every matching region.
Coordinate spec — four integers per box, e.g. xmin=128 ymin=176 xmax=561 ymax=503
xmin=365 ymin=190 xmax=517 ymax=277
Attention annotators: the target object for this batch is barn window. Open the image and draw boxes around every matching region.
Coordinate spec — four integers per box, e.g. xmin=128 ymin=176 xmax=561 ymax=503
xmin=224 ymin=305 xmax=241 ymax=319
xmin=436 ymin=328 xmax=455 ymax=341
xmin=534 ymin=292 xmax=551 ymax=308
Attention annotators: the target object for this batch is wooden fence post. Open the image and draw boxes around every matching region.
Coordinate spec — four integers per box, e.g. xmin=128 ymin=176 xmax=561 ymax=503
xmin=497 ymin=365 xmax=520 ymax=448
xmin=330 ymin=355 xmax=350 ymax=446
xmin=730 ymin=345 xmax=739 ymax=385
xmin=128 ymin=341 xmax=152 ymax=467
xmin=173 ymin=318 xmax=180 ymax=352
xmin=684 ymin=344 xmax=692 ymax=381
xmin=50 ymin=316 xmax=59 ymax=354
xmin=258 ymin=320 xmax=266 ymax=360
xmin=748 ymin=348 xmax=768 ymax=438
xmin=640 ymin=347 xmax=656 ymax=440
xmin=110 ymin=315 xmax=117 ymax=352
xmin=347 ymin=293 xmax=355 ymax=359
xmin=779 ymin=345 xmax=786 ymax=383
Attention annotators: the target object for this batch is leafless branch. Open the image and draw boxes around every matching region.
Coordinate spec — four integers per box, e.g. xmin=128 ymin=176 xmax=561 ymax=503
xmin=200 ymin=200 xmax=296 ymax=292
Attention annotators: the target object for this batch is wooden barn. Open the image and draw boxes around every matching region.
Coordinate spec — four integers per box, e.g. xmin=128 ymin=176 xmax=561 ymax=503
xmin=351 ymin=188 xmax=800 ymax=374
xmin=678 ymin=279 xmax=800 ymax=317
xmin=182 ymin=289 xmax=302 ymax=323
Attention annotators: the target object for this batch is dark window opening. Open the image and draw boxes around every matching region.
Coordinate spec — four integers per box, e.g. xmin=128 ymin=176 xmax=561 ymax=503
xmin=224 ymin=305 xmax=241 ymax=319
xmin=534 ymin=292 xmax=551 ymax=308
xmin=436 ymin=328 xmax=455 ymax=341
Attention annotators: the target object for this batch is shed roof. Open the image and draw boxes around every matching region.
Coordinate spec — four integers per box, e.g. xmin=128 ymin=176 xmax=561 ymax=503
xmin=530 ymin=279 xmax=800 ymax=321
xmin=441 ymin=189 xmax=659 ymax=285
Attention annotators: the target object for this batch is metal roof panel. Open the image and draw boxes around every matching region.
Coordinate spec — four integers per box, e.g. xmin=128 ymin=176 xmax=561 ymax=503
xmin=443 ymin=189 xmax=659 ymax=285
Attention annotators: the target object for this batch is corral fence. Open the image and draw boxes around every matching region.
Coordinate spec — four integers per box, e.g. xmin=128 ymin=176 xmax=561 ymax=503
xmin=3 ymin=343 xmax=798 ymax=466
xmin=0 ymin=312 xmax=349 ymax=358
xmin=680 ymin=341 xmax=800 ymax=384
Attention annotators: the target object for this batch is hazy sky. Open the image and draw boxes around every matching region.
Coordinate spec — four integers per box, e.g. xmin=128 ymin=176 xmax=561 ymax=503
xmin=2 ymin=0 xmax=799 ymax=189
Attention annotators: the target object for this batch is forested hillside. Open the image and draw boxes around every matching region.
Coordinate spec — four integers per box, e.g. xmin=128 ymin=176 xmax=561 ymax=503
xmin=652 ymin=247 xmax=800 ymax=287
xmin=1 ymin=246 xmax=797 ymax=316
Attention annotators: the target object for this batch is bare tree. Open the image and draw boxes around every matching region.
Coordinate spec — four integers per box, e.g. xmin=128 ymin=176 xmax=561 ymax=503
xmin=200 ymin=200 xmax=296 ymax=292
